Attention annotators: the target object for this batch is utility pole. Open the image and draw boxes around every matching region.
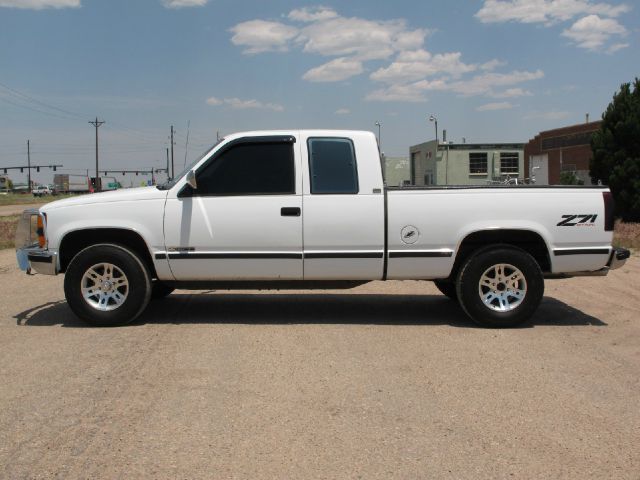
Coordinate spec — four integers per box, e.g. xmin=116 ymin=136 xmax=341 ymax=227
xmin=27 ymin=140 xmax=31 ymax=190
xmin=89 ymin=117 xmax=105 ymax=192
xmin=170 ymin=125 xmax=175 ymax=179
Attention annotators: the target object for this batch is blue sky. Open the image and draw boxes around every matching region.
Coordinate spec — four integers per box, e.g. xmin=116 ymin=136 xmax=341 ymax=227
xmin=0 ymin=0 xmax=638 ymax=185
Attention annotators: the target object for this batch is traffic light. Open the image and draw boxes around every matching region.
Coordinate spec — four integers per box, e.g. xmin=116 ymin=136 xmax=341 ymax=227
xmin=36 ymin=167 xmax=40 ymax=172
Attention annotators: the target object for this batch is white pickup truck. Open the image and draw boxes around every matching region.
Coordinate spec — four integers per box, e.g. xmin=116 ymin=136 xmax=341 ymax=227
xmin=15 ymin=130 xmax=629 ymax=327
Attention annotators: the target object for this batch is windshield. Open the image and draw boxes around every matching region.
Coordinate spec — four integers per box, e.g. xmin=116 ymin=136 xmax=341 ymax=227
xmin=156 ymin=138 xmax=225 ymax=190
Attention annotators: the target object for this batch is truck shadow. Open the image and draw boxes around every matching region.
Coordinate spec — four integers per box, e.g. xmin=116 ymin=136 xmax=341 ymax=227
xmin=15 ymin=294 xmax=606 ymax=328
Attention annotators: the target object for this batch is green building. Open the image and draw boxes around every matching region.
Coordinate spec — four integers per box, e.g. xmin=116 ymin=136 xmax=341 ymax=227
xmin=409 ymin=140 xmax=525 ymax=186
xmin=382 ymin=156 xmax=411 ymax=187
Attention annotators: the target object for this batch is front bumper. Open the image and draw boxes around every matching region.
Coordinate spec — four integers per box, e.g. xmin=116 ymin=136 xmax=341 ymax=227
xmin=16 ymin=247 xmax=58 ymax=275
xmin=14 ymin=208 xmax=58 ymax=276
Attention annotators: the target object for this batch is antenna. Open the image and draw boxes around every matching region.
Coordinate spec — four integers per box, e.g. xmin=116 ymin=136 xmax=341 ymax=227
xmin=183 ymin=120 xmax=190 ymax=168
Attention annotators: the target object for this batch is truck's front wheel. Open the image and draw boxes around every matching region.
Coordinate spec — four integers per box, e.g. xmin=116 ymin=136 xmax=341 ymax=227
xmin=434 ymin=280 xmax=458 ymax=301
xmin=64 ymin=244 xmax=152 ymax=326
xmin=456 ymin=246 xmax=544 ymax=328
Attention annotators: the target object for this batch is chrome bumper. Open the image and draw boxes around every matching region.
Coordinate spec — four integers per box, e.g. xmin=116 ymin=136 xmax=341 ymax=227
xmin=16 ymin=247 xmax=58 ymax=276
xmin=608 ymin=247 xmax=631 ymax=270
xmin=545 ymin=247 xmax=631 ymax=279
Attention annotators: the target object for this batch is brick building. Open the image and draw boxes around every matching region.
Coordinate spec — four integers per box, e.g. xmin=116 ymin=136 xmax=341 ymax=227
xmin=524 ymin=120 xmax=602 ymax=185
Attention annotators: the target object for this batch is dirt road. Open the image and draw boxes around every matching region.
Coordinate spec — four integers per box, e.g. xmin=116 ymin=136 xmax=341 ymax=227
xmin=1 ymin=248 xmax=638 ymax=479
xmin=0 ymin=202 xmax=43 ymax=216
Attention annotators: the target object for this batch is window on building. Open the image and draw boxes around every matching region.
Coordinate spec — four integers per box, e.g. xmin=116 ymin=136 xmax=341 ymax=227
xmin=195 ymin=141 xmax=295 ymax=195
xmin=500 ymin=152 xmax=519 ymax=175
xmin=308 ymin=138 xmax=358 ymax=194
xmin=424 ymin=172 xmax=434 ymax=185
xmin=469 ymin=152 xmax=488 ymax=175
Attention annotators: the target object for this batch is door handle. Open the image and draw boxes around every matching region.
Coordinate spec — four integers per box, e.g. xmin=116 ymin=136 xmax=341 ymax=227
xmin=281 ymin=207 xmax=301 ymax=217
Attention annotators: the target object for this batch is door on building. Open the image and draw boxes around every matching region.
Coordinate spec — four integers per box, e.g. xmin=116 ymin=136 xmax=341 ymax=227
xmin=530 ymin=154 xmax=549 ymax=185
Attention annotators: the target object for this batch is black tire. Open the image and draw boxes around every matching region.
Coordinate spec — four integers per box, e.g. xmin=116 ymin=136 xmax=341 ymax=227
xmin=434 ymin=280 xmax=458 ymax=302
xmin=456 ymin=246 xmax=544 ymax=328
xmin=64 ymin=244 xmax=152 ymax=326
xmin=151 ymin=281 xmax=175 ymax=300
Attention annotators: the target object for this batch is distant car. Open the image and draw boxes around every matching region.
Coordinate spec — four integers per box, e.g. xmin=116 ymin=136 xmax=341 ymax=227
xmin=32 ymin=185 xmax=52 ymax=197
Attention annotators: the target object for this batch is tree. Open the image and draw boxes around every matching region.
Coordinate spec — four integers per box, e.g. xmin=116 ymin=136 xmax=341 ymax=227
xmin=559 ymin=171 xmax=584 ymax=186
xmin=591 ymin=78 xmax=640 ymax=221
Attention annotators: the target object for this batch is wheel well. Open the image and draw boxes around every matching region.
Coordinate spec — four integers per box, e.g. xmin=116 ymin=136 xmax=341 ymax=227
xmin=59 ymin=228 xmax=157 ymax=278
xmin=451 ymin=229 xmax=551 ymax=279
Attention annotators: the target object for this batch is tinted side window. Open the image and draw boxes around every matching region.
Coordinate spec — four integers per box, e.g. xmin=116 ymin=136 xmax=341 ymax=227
xmin=308 ymin=138 xmax=358 ymax=194
xmin=196 ymin=142 xmax=294 ymax=195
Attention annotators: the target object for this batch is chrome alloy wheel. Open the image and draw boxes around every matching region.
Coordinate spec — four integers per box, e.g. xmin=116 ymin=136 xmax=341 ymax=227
xmin=81 ymin=263 xmax=129 ymax=311
xmin=478 ymin=263 xmax=527 ymax=312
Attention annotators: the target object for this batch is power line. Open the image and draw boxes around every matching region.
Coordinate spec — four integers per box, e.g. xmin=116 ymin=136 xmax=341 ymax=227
xmin=0 ymin=94 xmax=79 ymax=121
xmin=0 ymin=80 xmax=85 ymax=120
xmin=0 ymin=80 xmax=167 ymax=143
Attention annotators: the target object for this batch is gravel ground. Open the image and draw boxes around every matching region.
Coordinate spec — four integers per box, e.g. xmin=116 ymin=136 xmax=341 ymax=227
xmin=0 ymin=248 xmax=638 ymax=479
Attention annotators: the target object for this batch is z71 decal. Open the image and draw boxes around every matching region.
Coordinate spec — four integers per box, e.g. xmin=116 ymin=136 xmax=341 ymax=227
xmin=557 ymin=214 xmax=597 ymax=227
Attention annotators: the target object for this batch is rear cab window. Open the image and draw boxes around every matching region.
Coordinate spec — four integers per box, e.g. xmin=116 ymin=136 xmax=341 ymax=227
xmin=307 ymin=138 xmax=358 ymax=194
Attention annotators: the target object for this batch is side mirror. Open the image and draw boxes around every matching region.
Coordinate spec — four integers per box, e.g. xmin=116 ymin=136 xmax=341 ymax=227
xmin=186 ymin=170 xmax=197 ymax=190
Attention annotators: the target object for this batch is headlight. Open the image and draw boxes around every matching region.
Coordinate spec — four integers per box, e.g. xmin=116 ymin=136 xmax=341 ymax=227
xmin=14 ymin=209 xmax=46 ymax=250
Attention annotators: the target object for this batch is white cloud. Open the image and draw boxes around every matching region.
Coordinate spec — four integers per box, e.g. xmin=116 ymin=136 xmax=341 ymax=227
xmin=206 ymin=97 xmax=284 ymax=111
xmin=449 ymin=69 xmax=545 ymax=96
xmin=607 ymin=42 xmax=629 ymax=53
xmin=562 ymin=14 xmax=627 ymax=50
xmin=230 ymin=8 xmax=427 ymax=65
xmin=288 ymin=6 xmax=337 ymax=22
xmin=335 ymin=108 xmax=350 ymax=115
xmin=230 ymin=20 xmax=299 ymax=54
xmin=476 ymin=1 xmax=631 ymax=52
xmin=365 ymin=81 xmax=436 ymax=103
xmin=367 ymin=69 xmax=543 ymax=102
xmin=296 ymin=17 xmax=426 ymax=61
xmin=230 ymin=7 xmax=544 ymax=102
xmin=490 ymin=87 xmax=533 ymax=98
xmin=476 ymin=102 xmax=516 ymax=111
xmin=480 ymin=59 xmax=507 ymax=71
xmin=524 ymin=110 xmax=571 ymax=120
xmin=302 ymin=57 xmax=363 ymax=82
xmin=476 ymin=0 xmax=630 ymax=25
xmin=161 ymin=0 xmax=207 ymax=8
xmin=0 ymin=0 xmax=79 ymax=8
xmin=205 ymin=97 xmax=223 ymax=106
xmin=370 ymin=50 xmax=476 ymax=84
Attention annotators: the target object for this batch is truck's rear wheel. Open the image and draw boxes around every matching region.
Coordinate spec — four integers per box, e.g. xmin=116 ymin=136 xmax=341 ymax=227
xmin=151 ymin=280 xmax=175 ymax=299
xmin=64 ymin=244 xmax=152 ymax=326
xmin=456 ymin=246 xmax=544 ymax=328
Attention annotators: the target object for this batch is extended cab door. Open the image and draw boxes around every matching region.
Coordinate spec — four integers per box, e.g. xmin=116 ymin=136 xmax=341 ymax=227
xmin=163 ymin=135 xmax=303 ymax=281
xmin=300 ymin=132 xmax=385 ymax=280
